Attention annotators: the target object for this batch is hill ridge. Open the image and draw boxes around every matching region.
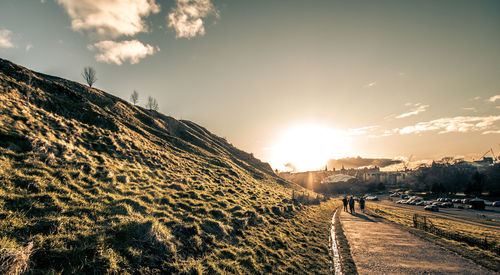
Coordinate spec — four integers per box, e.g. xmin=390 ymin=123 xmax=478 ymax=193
xmin=0 ymin=57 xmax=334 ymax=274
xmin=0 ymin=57 xmax=274 ymax=179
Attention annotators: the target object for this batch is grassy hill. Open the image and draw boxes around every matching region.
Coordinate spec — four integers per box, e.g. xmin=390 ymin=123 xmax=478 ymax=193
xmin=0 ymin=58 xmax=337 ymax=274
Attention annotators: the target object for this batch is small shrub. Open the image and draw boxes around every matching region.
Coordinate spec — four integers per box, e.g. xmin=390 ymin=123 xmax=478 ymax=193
xmin=0 ymin=241 xmax=34 ymax=275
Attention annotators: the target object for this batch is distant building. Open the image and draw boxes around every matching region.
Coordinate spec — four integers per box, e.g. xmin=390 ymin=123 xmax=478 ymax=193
xmin=321 ymin=174 xmax=355 ymax=184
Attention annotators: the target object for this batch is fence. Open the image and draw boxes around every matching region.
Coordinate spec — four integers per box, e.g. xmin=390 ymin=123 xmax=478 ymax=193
xmin=413 ymin=214 xmax=500 ymax=255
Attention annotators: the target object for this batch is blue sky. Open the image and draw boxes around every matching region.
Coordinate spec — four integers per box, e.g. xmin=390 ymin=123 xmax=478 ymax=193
xmin=1 ymin=0 xmax=499 ymax=170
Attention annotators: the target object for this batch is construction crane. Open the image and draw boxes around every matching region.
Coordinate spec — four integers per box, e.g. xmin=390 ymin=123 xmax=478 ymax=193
xmin=482 ymin=148 xmax=497 ymax=163
xmin=402 ymin=154 xmax=413 ymax=171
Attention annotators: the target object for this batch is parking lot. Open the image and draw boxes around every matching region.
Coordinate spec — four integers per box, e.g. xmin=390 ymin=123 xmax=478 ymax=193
xmin=374 ymin=195 xmax=500 ymax=228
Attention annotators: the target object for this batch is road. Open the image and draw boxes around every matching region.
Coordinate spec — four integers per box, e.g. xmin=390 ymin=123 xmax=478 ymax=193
xmin=340 ymin=210 xmax=496 ymax=274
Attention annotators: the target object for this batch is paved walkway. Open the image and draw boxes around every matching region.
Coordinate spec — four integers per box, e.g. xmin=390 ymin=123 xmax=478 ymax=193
xmin=340 ymin=210 xmax=496 ymax=275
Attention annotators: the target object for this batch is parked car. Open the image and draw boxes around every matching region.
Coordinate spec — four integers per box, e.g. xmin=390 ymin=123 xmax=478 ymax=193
xmin=415 ymin=201 xmax=426 ymax=206
xmin=409 ymin=199 xmax=423 ymax=205
xmin=365 ymin=196 xmax=379 ymax=201
xmin=493 ymin=201 xmax=500 ymax=207
xmin=441 ymin=202 xmax=454 ymax=208
xmin=425 ymin=205 xmax=439 ymax=212
xmin=457 ymin=205 xmax=464 ymax=209
xmin=470 ymin=199 xmax=485 ymax=210
xmin=462 ymin=199 xmax=470 ymax=204
xmin=452 ymin=199 xmax=461 ymax=203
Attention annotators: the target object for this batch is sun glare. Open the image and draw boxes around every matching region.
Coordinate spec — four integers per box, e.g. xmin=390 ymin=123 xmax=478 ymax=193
xmin=270 ymin=124 xmax=351 ymax=172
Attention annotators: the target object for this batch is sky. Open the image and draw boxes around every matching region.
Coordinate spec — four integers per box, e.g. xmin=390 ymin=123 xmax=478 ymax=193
xmin=1 ymin=0 xmax=499 ymax=171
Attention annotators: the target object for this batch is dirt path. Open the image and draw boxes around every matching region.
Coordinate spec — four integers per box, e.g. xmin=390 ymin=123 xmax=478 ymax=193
xmin=340 ymin=210 xmax=496 ymax=274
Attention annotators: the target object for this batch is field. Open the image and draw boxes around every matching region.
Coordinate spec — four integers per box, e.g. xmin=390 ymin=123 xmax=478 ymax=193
xmin=366 ymin=202 xmax=500 ymax=272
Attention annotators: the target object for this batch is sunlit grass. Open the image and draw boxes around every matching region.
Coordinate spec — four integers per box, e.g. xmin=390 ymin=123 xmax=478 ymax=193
xmin=0 ymin=61 xmax=338 ymax=274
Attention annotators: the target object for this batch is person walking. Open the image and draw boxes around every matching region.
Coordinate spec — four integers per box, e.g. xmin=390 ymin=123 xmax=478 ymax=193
xmin=349 ymin=196 xmax=355 ymax=213
xmin=342 ymin=196 xmax=348 ymax=211
xmin=359 ymin=197 xmax=365 ymax=213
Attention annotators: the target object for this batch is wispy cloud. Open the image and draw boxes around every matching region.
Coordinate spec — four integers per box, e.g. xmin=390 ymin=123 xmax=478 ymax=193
xmin=470 ymin=96 xmax=481 ymax=101
xmin=488 ymin=95 xmax=500 ymax=103
xmin=0 ymin=29 xmax=14 ymax=48
xmin=56 ymin=0 xmax=160 ymax=38
xmin=364 ymin=81 xmax=376 ymax=88
xmin=396 ymin=116 xmax=500 ymax=135
xmin=396 ymin=103 xmax=429 ymax=119
xmin=168 ymin=0 xmax=218 ymax=38
xmin=25 ymin=44 xmax=33 ymax=52
xmin=347 ymin=126 xmax=379 ymax=136
xmin=483 ymin=130 xmax=500 ymax=135
xmin=462 ymin=107 xmax=477 ymax=113
xmin=88 ymin=40 xmax=157 ymax=65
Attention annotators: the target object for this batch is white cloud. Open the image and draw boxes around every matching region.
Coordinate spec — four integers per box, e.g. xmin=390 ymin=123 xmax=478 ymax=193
xmin=56 ymin=0 xmax=160 ymax=38
xmin=167 ymin=0 xmax=217 ymax=38
xmin=483 ymin=130 xmax=500 ymax=135
xmin=364 ymin=81 xmax=376 ymax=88
xmin=397 ymin=116 xmax=500 ymax=135
xmin=0 ymin=29 xmax=14 ymax=48
xmin=470 ymin=96 xmax=481 ymax=100
xmin=462 ymin=107 xmax=477 ymax=112
xmin=88 ymin=40 xmax=157 ymax=65
xmin=347 ymin=126 xmax=379 ymax=136
xmin=488 ymin=95 xmax=500 ymax=102
xmin=25 ymin=44 xmax=33 ymax=51
xmin=396 ymin=103 xmax=429 ymax=119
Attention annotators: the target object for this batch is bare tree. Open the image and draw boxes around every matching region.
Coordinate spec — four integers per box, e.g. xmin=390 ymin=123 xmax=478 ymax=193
xmin=146 ymin=96 xmax=159 ymax=111
xmin=131 ymin=90 xmax=139 ymax=105
xmin=82 ymin=67 xmax=97 ymax=87
xmin=152 ymin=98 xmax=158 ymax=111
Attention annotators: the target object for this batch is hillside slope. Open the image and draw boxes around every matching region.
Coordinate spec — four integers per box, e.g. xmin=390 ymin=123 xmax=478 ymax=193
xmin=0 ymin=58 xmax=336 ymax=274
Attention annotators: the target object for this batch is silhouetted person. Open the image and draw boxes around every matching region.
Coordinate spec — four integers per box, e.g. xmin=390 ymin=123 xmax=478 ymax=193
xmin=349 ymin=197 xmax=355 ymax=213
xmin=342 ymin=197 xmax=348 ymax=211
xmin=359 ymin=197 xmax=365 ymax=213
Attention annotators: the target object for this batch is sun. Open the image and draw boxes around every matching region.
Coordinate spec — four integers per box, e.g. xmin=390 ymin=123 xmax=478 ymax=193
xmin=270 ymin=124 xmax=351 ymax=172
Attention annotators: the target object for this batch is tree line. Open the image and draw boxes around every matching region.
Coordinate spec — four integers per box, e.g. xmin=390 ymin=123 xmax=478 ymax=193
xmin=403 ymin=160 xmax=500 ymax=196
xmin=82 ymin=67 xmax=159 ymax=111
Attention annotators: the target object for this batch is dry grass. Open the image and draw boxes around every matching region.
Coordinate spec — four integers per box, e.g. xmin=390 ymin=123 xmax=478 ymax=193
xmin=366 ymin=202 xmax=500 ymax=272
xmin=0 ymin=58 xmax=337 ymax=273
xmin=333 ymin=207 xmax=357 ymax=274
xmin=0 ymin=239 xmax=34 ymax=275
